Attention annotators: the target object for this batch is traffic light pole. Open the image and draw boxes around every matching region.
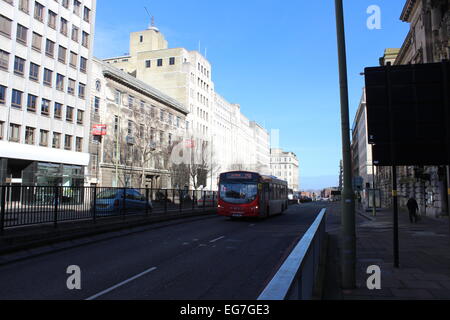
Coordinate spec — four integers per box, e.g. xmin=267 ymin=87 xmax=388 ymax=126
xmin=334 ymin=0 xmax=356 ymax=289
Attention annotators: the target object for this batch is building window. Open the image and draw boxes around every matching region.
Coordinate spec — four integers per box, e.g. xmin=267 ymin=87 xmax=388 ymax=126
xmin=169 ymin=57 xmax=175 ymax=65
xmin=41 ymin=99 xmax=50 ymax=115
xmin=76 ymin=109 xmax=83 ymax=124
xmin=45 ymin=39 xmax=55 ymax=57
xmin=60 ymin=18 xmax=68 ymax=36
xmin=52 ymin=132 xmax=61 ymax=149
xmin=127 ymin=120 xmax=133 ymax=135
xmin=128 ymin=95 xmax=134 ymax=109
xmin=94 ymin=96 xmax=100 ymax=113
xmin=16 ymin=24 xmax=28 ymax=45
xmin=83 ymin=6 xmax=91 ymax=23
xmin=114 ymin=90 xmax=121 ymax=105
xmin=0 ymin=85 xmax=6 ymax=104
xmin=0 ymin=121 xmax=4 ymax=140
xmin=43 ymin=68 xmax=52 ymax=86
xmin=9 ymin=123 xmax=20 ymax=142
xmin=82 ymin=31 xmax=89 ymax=48
xmin=0 ymin=49 xmax=9 ymax=70
xmin=66 ymin=106 xmax=74 ymax=122
xmin=0 ymin=15 xmax=12 ymax=37
xmin=58 ymin=46 xmax=67 ymax=63
xmin=34 ymin=2 xmax=44 ymax=22
xmin=11 ymin=89 xmax=22 ymax=108
xmin=145 ymin=60 xmax=151 ymax=68
xmin=39 ymin=129 xmax=49 ymax=146
xmin=31 ymin=32 xmax=42 ymax=51
xmin=68 ymin=79 xmax=75 ymax=95
xmin=71 ymin=26 xmax=79 ymax=42
xmin=64 ymin=135 xmax=72 ymax=150
xmin=76 ymin=137 xmax=83 ymax=152
xmin=25 ymin=127 xmax=35 ymax=145
xmin=56 ymin=74 xmax=65 ymax=91
xmin=80 ymin=56 xmax=87 ymax=73
xmin=78 ymin=83 xmax=85 ymax=99
xmin=19 ymin=0 xmax=30 ymax=14
xmin=29 ymin=62 xmax=39 ymax=81
xmin=62 ymin=0 xmax=69 ymax=9
xmin=73 ymin=0 xmax=81 ymax=16
xmin=54 ymin=102 xmax=62 ymax=118
xmin=157 ymin=59 xmax=163 ymax=67
xmin=48 ymin=10 xmax=57 ymax=29
xmin=14 ymin=56 xmax=25 ymax=76
xmin=69 ymin=51 xmax=77 ymax=68
xmin=27 ymin=94 xmax=37 ymax=112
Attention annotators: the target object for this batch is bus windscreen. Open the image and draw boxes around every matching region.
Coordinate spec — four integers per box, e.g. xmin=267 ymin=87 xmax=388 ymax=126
xmin=219 ymin=183 xmax=258 ymax=204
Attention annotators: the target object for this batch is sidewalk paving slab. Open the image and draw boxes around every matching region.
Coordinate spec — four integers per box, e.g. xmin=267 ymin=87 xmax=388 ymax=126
xmin=323 ymin=203 xmax=450 ymax=300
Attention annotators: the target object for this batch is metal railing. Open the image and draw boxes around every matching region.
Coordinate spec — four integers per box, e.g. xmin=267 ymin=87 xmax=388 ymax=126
xmin=258 ymin=208 xmax=327 ymax=300
xmin=0 ymin=185 xmax=217 ymax=232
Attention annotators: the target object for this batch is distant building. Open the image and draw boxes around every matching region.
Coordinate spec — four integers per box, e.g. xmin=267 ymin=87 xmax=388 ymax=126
xmin=270 ymin=148 xmax=299 ymax=191
xmin=351 ymin=88 xmax=377 ymax=207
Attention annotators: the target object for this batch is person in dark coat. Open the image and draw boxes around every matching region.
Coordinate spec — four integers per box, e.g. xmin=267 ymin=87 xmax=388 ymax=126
xmin=407 ymin=196 xmax=419 ymax=223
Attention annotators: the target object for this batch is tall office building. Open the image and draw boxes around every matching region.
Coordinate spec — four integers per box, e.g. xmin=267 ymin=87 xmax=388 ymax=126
xmin=0 ymin=0 xmax=96 ymax=194
xmin=103 ymin=23 xmax=213 ymax=141
xmin=104 ymin=23 xmax=271 ymax=190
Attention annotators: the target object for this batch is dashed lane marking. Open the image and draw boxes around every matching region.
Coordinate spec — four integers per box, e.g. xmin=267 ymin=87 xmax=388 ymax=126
xmin=209 ymin=236 xmax=225 ymax=243
xmin=86 ymin=267 xmax=157 ymax=300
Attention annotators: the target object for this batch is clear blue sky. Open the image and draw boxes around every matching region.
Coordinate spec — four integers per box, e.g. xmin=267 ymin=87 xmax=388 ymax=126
xmin=94 ymin=0 xmax=410 ymax=190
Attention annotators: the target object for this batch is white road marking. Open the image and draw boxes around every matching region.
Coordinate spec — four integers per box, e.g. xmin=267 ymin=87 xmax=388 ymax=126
xmin=86 ymin=267 xmax=157 ymax=300
xmin=209 ymin=236 xmax=225 ymax=243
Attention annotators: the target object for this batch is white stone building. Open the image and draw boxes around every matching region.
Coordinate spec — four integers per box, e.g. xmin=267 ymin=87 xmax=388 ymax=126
xmin=0 ymin=0 xmax=96 ymax=194
xmin=87 ymin=58 xmax=189 ymax=189
xmin=270 ymin=148 xmax=299 ymax=191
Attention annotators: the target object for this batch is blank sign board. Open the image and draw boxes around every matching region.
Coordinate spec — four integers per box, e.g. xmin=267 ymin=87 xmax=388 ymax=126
xmin=364 ymin=62 xmax=450 ymax=166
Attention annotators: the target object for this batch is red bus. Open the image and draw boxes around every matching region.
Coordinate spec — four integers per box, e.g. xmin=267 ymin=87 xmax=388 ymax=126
xmin=217 ymin=171 xmax=289 ymax=218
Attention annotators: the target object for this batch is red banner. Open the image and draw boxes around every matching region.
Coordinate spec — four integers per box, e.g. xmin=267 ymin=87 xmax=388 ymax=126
xmin=92 ymin=124 xmax=107 ymax=136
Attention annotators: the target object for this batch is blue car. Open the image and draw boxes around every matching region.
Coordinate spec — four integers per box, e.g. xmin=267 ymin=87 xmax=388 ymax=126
xmin=94 ymin=189 xmax=153 ymax=214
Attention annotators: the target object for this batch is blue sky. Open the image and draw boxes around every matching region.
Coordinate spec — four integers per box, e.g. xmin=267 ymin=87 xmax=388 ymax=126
xmin=93 ymin=0 xmax=410 ymax=190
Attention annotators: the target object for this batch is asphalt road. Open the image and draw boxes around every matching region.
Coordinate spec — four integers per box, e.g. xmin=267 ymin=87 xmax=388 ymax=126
xmin=0 ymin=202 xmax=325 ymax=300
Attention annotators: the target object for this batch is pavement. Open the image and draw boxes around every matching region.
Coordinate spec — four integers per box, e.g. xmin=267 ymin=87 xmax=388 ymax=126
xmin=324 ymin=202 xmax=450 ymax=300
xmin=0 ymin=203 xmax=322 ymax=300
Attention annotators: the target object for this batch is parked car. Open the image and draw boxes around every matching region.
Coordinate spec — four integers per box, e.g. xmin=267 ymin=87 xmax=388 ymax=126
xmin=93 ymin=189 xmax=152 ymax=214
xmin=197 ymin=194 xmax=217 ymax=207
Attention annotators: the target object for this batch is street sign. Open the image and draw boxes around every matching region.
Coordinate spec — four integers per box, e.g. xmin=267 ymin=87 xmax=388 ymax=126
xmin=92 ymin=124 xmax=107 ymax=136
xmin=365 ymin=61 xmax=450 ymax=166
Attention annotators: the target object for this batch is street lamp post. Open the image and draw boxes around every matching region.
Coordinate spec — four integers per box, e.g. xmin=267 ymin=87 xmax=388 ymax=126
xmin=334 ymin=0 xmax=356 ymax=289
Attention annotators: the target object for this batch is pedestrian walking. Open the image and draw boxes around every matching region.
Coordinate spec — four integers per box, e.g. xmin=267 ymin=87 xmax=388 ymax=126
xmin=407 ymin=195 xmax=419 ymax=224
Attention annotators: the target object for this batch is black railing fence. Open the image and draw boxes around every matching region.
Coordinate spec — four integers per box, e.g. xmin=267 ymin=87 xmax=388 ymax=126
xmin=0 ymin=186 xmax=218 ymax=232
